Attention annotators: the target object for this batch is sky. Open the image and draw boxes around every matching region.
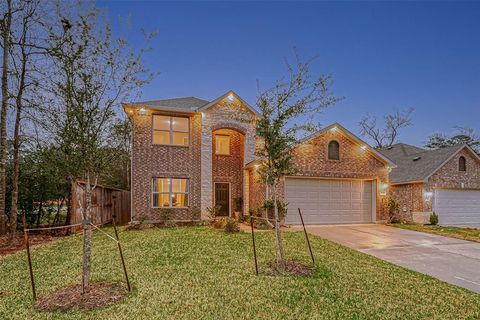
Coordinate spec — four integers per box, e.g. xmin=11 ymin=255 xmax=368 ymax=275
xmin=98 ymin=1 xmax=480 ymax=147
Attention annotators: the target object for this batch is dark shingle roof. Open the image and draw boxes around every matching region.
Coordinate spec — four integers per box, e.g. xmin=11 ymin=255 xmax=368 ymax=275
xmin=378 ymin=143 xmax=465 ymax=184
xmin=129 ymin=97 xmax=209 ymax=111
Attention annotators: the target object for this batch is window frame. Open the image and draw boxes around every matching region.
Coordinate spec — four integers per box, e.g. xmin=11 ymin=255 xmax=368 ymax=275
xmin=152 ymin=177 xmax=189 ymax=208
xmin=152 ymin=115 xmax=190 ymax=147
xmin=327 ymin=140 xmax=340 ymax=161
xmin=459 ymin=156 xmax=467 ymax=172
xmin=215 ymin=134 xmax=231 ymax=156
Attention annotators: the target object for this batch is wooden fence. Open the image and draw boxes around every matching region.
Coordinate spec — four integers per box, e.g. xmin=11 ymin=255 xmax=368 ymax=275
xmin=70 ymin=181 xmax=131 ymax=230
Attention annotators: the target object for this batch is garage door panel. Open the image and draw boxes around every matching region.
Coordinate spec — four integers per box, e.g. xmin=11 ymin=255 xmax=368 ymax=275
xmin=285 ymin=178 xmax=373 ymax=225
xmin=434 ymin=189 xmax=480 ymax=226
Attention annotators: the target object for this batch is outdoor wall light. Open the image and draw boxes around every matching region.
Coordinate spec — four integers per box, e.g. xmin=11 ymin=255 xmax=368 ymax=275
xmin=360 ymin=145 xmax=368 ymax=152
xmin=137 ymin=107 xmax=147 ymax=115
xmin=424 ymin=191 xmax=433 ymax=201
xmin=330 ymin=126 xmax=338 ymax=133
xmin=227 ymin=93 xmax=235 ymax=101
xmin=379 ymin=183 xmax=388 ymax=196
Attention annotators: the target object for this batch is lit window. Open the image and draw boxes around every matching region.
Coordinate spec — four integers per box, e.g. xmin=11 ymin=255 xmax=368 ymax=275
xmin=152 ymin=178 xmax=189 ymax=208
xmin=215 ymin=135 xmax=230 ymax=155
xmin=459 ymin=156 xmax=466 ymax=172
xmin=153 ymin=115 xmax=189 ymax=146
xmin=328 ymin=140 xmax=340 ymax=160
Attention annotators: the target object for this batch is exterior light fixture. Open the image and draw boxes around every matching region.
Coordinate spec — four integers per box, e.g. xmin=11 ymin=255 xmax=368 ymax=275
xmin=386 ymin=166 xmax=392 ymax=173
xmin=379 ymin=183 xmax=388 ymax=196
xmin=138 ymin=107 xmax=147 ymax=115
xmin=360 ymin=145 xmax=368 ymax=152
xmin=227 ymin=93 xmax=234 ymax=101
xmin=330 ymin=126 xmax=338 ymax=133
xmin=424 ymin=191 xmax=433 ymax=201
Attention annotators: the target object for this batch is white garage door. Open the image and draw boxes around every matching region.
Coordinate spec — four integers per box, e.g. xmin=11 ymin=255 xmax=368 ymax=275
xmin=434 ymin=189 xmax=480 ymax=227
xmin=285 ymin=178 xmax=374 ymax=225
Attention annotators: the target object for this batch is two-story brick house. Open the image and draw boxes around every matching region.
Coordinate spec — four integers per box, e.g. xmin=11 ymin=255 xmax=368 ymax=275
xmin=123 ymin=90 xmax=396 ymax=224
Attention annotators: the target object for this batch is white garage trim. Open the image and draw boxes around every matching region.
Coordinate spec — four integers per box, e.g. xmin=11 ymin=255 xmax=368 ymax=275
xmin=284 ymin=176 xmax=376 ymax=225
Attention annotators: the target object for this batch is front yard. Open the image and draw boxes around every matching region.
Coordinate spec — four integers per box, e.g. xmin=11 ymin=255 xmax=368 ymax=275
xmin=1 ymin=226 xmax=479 ymax=319
xmin=394 ymin=224 xmax=480 ymax=243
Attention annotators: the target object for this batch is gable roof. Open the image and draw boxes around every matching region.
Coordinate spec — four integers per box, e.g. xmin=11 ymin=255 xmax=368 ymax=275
xmin=126 ymin=97 xmax=209 ymax=112
xmin=123 ymin=90 xmax=261 ymax=116
xmin=197 ymin=90 xmax=261 ymax=116
xmin=378 ymin=143 xmax=480 ymax=184
xmin=298 ymin=122 xmax=397 ymax=167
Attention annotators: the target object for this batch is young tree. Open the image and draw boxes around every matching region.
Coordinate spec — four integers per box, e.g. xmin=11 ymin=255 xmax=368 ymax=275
xmin=255 ymin=52 xmax=339 ymax=266
xmin=37 ymin=3 xmax=155 ymax=291
xmin=425 ymin=127 xmax=480 ymax=153
xmin=359 ymin=108 xmax=414 ymax=148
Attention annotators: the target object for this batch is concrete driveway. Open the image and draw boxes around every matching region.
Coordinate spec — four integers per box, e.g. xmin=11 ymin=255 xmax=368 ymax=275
xmin=303 ymin=224 xmax=480 ymax=293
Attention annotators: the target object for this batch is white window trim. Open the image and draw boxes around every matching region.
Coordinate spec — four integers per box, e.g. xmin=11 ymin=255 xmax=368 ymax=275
xmin=152 ymin=177 xmax=189 ymax=208
xmin=152 ymin=115 xmax=190 ymax=147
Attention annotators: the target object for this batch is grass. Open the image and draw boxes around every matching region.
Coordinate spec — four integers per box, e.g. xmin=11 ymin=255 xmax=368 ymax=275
xmin=1 ymin=226 xmax=479 ymax=319
xmin=393 ymin=223 xmax=480 ymax=243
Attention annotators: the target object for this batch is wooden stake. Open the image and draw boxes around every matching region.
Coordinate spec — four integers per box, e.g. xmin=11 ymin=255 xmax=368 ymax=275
xmin=250 ymin=216 xmax=258 ymax=276
xmin=22 ymin=212 xmax=36 ymax=301
xmin=112 ymin=215 xmax=131 ymax=291
xmin=298 ymin=208 xmax=315 ymax=265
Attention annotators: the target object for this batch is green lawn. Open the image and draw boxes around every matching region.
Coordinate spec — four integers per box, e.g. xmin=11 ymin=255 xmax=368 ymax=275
xmin=1 ymin=227 xmax=479 ymax=319
xmin=393 ymin=224 xmax=480 ymax=243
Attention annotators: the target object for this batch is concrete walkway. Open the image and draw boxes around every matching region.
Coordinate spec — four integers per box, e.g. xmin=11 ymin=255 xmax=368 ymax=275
xmin=301 ymin=224 xmax=480 ymax=293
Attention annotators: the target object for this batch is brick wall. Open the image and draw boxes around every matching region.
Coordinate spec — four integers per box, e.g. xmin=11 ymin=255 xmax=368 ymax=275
xmin=131 ymin=110 xmax=202 ymax=221
xmin=212 ymin=129 xmax=245 ymax=214
xmin=200 ymin=100 xmax=256 ymax=217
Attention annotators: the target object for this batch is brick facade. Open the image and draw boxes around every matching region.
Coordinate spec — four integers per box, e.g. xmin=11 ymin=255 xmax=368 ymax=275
xmin=212 ymin=129 xmax=245 ymax=215
xmin=391 ymin=147 xmax=480 ymax=223
xmin=131 ymin=110 xmax=202 ymax=221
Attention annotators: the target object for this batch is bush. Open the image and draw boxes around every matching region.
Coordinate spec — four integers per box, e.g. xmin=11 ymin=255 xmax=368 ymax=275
xmin=224 ymin=218 xmax=239 ymax=233
xmin=206 ymin=205 xmax=221 ymax=220
xmin=160 ymin=208 xmax=173 ymax=221
xmin=385 ymin=195 xmax=400 ymax=223
xmin=430 ymin=212 xmax=439 ymax=225
xmin=262 ymin=199 xmax=288 ymax=221
xmin=212 ymin=218 xmax=226 ymax=229
xmin=255 ymin=219 xmax=271 ymax=230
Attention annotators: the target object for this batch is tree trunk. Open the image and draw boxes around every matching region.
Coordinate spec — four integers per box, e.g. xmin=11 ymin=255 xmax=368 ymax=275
xmin=0 ymin=0 xmax=12 ymax=236
xmin=271 ymin=182 xmax=285 ymax=266
xmin=9 ymin=23 xmax=28 ymax=240
xmin=82 ymin=175 xmax=93 ymax=292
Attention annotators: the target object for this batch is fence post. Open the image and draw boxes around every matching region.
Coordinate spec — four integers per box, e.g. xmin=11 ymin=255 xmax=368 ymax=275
xmin=22 ymin=212 xmax=36 ymax=301
xmin=250 ymin=216 xmax=259 ymax=276
xmin=298 ymin=208 xmax=315 ymax=265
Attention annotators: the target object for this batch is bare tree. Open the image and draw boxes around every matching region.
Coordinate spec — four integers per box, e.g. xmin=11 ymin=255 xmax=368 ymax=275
xmin=425 ymin=126 xmax=480 ymax=153
xmin=0 ymin=0 xmax=12 ymax=235
xmin=359 ymin=108 xmax=414 ymax=148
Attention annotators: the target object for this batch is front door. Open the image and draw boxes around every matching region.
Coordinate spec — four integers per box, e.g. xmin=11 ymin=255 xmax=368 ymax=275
xmin=214 ymin=183 xmax=230 ymax=217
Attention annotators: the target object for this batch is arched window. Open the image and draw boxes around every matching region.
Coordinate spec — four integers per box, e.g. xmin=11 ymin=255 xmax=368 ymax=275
xmin=459 ymin=156 xmax=466 ymax=172
xmin=328 ymin=140 xmax=340 ymax=160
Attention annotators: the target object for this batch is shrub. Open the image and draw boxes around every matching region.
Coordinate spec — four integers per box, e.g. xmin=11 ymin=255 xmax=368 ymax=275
xmin=262 ymin=199 xmax=288 ymax=221
xmin=212 ymin=218 xmax=226 ymax=229
xmin=206 ymin=205 xmax=221 ymax=220
xmin=430 ymin=212 xmax=439 ymax=225
xmin=256 ymin=219 xmax=271 ymax=230
xmin=385 ymin=195 xmax=400 ymax=223
xmin=224 ymin=218 xmax=240 ymax=233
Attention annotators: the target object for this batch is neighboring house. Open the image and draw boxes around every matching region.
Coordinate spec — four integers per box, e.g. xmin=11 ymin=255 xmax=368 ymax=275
xmin=379 ymin=143 xmax=480 ymax=226
xmin=123 ymin=91 xmax=395 ymax=225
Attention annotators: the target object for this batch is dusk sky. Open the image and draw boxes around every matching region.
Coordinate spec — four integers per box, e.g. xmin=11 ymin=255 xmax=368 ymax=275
xmin=98 ymin=1 xmax=480 ymax=147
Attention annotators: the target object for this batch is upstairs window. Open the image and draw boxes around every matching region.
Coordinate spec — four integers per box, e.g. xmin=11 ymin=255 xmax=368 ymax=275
xmin=152 ymin=178 xmax=189 ymax=207
xmin=328 ymin=140 xmax=340 ymax=160
xmin=215 ymin=135 xmax=230 ymax=155
xmin=459 ymin=156 xmax=466 ymax=172
xmin=153 ymin=115 xmax=189 ymax=146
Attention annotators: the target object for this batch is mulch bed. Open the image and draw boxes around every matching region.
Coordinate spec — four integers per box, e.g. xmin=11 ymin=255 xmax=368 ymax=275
xmin=0 ymin=231 xmax=63 ymax=256
xmin=35 ymin=281 xmax=128 ymax=312
xmin=264 ymin=260 xmax=315 ymax=276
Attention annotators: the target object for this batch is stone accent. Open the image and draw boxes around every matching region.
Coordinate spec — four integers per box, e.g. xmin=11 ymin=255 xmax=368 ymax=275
xmin=200 ymin=100 xmax=256 ymax=218
xmin=212 ymin=129 xmax=245 ymax=215
xmin=130 ymin=110 xmax=202 ymax=221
